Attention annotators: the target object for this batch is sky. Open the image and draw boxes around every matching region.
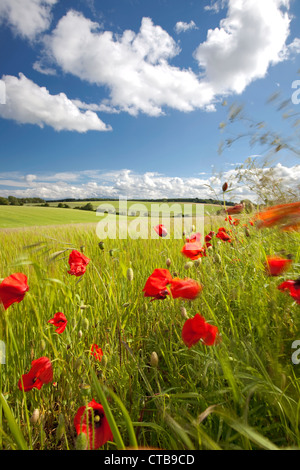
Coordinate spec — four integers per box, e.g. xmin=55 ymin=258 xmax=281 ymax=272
xmin=0 ymin=0 xmax=300 ymax=202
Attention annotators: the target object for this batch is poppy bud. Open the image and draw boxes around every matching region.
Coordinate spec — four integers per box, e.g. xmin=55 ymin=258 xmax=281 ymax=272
xmin=30 ymin=409 xmax=40 ymax=425
xmin=191 ymin=224 xmax=195 ymax=232
xmin=127 ymin=268 xmax=134 ymax=281
xmin=245 ymin=227 xmax=250 ymax=237
xmin=150 ymin=351 xmax=159 ymax=368
xmin=101 ymin=355 xmax=108 ymax=367
xmin=76 ymin=432 xmax=88 ymax=450
xmin=184 ymin=262 xmax=193 ymax=270
xmin=214 ymin=254 xmax=222 ymax=264
xmin=109 ymin=249 xmax=114 ymax=257
xmin=98 ymin=241 xmax=104 ymax=250
xmin=194 ymin=258 xmax=202 ymax=267
xmin=166 ymin=258 xmax=171 ymax=267
xmin=180 ymin=306 xmax=188 ymax=319
xmin=82 ymin=318 xmax=89 ymax=330
xmin=222 ymin=182 xmax=228 ymax=192
xmin=56 ymin=414 xmax=65 ymax=441
xmin=40 ymin=340 xmax=46 ymax=351
xmin=78 ymin=330 xmax=83 ymax=338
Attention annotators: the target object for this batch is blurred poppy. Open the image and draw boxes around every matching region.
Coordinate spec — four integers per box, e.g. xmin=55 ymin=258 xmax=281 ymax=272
xmin=182 ymin=313 xmax=219 ymax=348
xmin=18 ymin=357 xmax=53 ymax=392
xmin=0 ymin=273 xmax=29 ymax=310
xmin=181 ymin=241 xmax=206 ymax=260
xmin=74 ymin=399 xmax=113 ymax=450
xmin=143 ymin=268 xmax=173 ymax=300
xmin=277 ymin=279 xmax=300 ymax=304
xmin=154 ymin=224 xmax=168 ymax=237
xmin=90 ymin=344 xmax=103 ymax=362
xmin=68 ymin=250 xmax=90 ymax=277
xmin=170 ymin=278 xmax=202 ymax=300
xmin=185 ymin=232 xmax=201 ymax=243
xmin=265 ymin=256 xmax=293 ymax=276
xmin=255 ymin=202 xmax=300 ymax=231
xmin=222 ymin=182 xmax=228 ymax=192
xmin=48 ymin=312 xmax=68 ymax=334
xmin=216 ymin=230 xmax=231 ymax=242
xmin=226 ymin=204 xmax=244 ymax=215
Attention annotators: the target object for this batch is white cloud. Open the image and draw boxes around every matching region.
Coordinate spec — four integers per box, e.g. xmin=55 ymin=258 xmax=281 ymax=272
xmin=174 ymin=20 xmax=197 ymax=34
xmin=43 ymin=1 xmax=296 ymax=118
xmin=0 ymin=0 xmax=58 ymax=40
xmin=0 ymin=164 xmax=299 ymax=202
xmin=46 ymin=11 xmax=215 ymax=116
xmin=194 ymin=0 xmax=291 ymax=95
xmin=0 ymin=73 xmax=112 ymax=132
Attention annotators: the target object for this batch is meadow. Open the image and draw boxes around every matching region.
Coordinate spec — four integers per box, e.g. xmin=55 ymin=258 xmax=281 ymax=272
xmin=0 ymin=203 xmax=300 ymax=451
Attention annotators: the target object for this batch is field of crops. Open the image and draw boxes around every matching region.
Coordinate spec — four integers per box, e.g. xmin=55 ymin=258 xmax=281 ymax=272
xmin=0 ymin=203 xmax=300 ymax=451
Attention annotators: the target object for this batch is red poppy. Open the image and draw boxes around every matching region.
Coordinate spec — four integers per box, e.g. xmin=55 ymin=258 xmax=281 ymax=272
xmin=90 ymin=344 xmax=103 ymax=362
xmin=277 ymin=279 xmax=300 ymax=304
xmin=18 ymin=357 xmax=53 ymax=392
xmin=182 ymin=313 xmax=219 ymax=348
xmin=170 ymin=278 xmax=202 ymax=300
xmin=143 ymin=268 xmax=173 ymax=300
xmin=265 ymin=256 xmax=293 ymax=276
xmin=185 ymin=232 xmax=201 ymax=243
xmin=181 ymin=241 xmax=206 ymax=260
xmin=154 ymin=224 xmax=168 ymax=237
xmin=68 ymin=250 xmax=90 ymax=277
xmin=216 ymin=230 xmax=231 ymax=242
xmin=255 ymin=202 xmax=300 ymax=231
xmin=0 ymin=273 xmax=29 ymax=310
xmin=225 ymin=204 xmax=244 ymax=215
xmin=48 ymin=312 xmax=68 ymax=334
xmin=74 ymin=399 xmax=113 ymax=450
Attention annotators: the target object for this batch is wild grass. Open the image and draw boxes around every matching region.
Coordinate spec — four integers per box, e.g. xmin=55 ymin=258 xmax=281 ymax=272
xmin=0 ymin=216 xmax=299 ymax=450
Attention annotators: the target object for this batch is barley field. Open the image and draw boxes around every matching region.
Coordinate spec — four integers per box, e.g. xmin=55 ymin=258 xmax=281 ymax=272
xmin=0 ymin=204 xmax=300 ymax=451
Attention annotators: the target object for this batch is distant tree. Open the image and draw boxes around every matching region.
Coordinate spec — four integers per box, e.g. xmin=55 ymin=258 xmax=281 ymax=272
xmin=0 ymin=197 xmax=9 ymax=205
xmin=81 ymin=203 xmax=94 ymax=211
xmin=8 ymin=196 xmax=21 ymax=206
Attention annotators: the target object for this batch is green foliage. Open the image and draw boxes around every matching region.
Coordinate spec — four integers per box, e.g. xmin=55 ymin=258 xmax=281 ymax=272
xmin=0 ymin=214 xmax=299 ymax=450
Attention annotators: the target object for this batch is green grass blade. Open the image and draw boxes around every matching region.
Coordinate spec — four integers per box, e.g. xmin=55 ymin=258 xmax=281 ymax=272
xmin=0 ymin=393 xmax=28 ymax=450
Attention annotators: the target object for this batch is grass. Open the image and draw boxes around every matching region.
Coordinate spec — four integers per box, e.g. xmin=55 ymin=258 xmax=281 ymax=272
xmin=0 ymin=210 xmax=300 ymax=450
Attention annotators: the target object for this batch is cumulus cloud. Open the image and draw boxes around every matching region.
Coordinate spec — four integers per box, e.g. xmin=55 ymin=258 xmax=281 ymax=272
xmin=42 ymin=1 xmax=296 ymax=118
xmin=0 ymin=73 xmax=112 ymax=132
xmin=174 ymin=20 xmax=197 ymax=34
xmin=194 ymin=0 xmax=291 ymax=95
xmin=0 ymin=0 xmax=58 ymax=40
xmin=0 ymin=164 xmax=299 ymax=202
xmin=46 ymin=11 xmax=215 ymax=116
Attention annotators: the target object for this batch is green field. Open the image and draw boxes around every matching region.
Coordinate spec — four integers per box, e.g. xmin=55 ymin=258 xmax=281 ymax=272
xmin=0 ymin=202 xmax=222 ymax=229
xmin=0 ymin=207 xmax=300 ymax=451
xmin=0 ymin=205 xmax=100 ymax=228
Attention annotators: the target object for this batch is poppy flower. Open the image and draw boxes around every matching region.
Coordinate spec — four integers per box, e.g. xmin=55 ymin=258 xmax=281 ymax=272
xmin=185 ymin=232 xmax=201 ymax=243
xmin=265 ymin=256 xmax=293 ymax=276
xmin=48 ymin=312 xmax=68 ymax=334
xmin=277 ymin=279 xmax=300 ymax=304
xmin=181 ymin=241 xmax=206 ymax=260
xmin=0 ymin=273 xmax=29 ymax=310
xmin=182 ymin=313 xmax=219 ymax=348
xmin=74 ymin=399 xmax=113 ymax=450
xmin=143 ymin=268 xmax=173 ymax=300
xmin=68 ymin=250 xmax=90 ymax=277
xmin=154 ymin=224 xmax=168 ymax=237
xmin=225 ymin=204 xmax=244 ymax=215
xmin=170 ymin=278 xmax=202 ymax=300
xmin=18 ymin=357 xmax=53 ymax=392
xmin=216 ymin=230 xmax=231 ymax=242
xmin=255 ymin=202 xmax=300 ymax=231
xmin=90 ymin=344 xmax=103 ymax=362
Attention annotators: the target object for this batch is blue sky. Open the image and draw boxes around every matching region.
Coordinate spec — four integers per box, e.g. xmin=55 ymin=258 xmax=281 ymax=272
xmin=0 ymin=0 xmax=300 ymax=201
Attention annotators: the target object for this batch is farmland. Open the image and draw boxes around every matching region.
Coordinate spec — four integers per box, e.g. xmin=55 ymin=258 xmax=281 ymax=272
xmin=0 ymin=202 xmax=300 ymax=451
